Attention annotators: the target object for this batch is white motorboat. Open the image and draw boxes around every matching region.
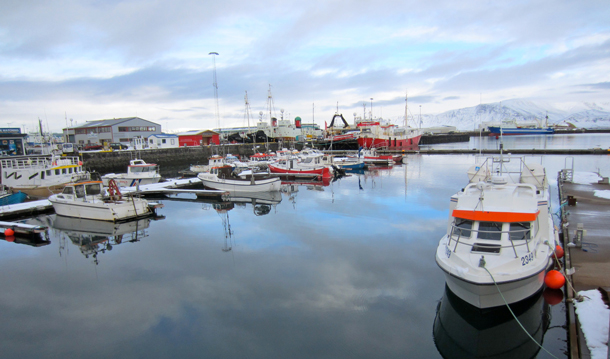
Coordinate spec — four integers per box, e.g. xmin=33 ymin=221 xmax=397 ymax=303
xmin=435 ymin=155 xmax=558 ymax=308
xmin=101 ymin=159 xmax=161 ymax=187
xmin=0 ymin=155 xmax=89 ymax=198
xmin=48 ymin=180 xmax=163 ymax=222
xmin=197 ymin=166 xmax=281 ymax=192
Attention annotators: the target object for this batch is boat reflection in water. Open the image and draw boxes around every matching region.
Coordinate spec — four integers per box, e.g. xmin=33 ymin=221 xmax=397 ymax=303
xmin=433 ymin=285 xmax=551 ymax=359
xmin=53 ymin=215 xmax=159 ymax=265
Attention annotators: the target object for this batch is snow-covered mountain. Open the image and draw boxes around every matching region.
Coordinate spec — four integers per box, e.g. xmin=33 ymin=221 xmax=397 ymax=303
xmin=412 ymin=99 xmax=610 ymax=131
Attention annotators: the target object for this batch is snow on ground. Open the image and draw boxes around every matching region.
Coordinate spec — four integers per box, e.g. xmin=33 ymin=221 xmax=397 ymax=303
xmin=574 ymin=289 xmax=609 ymax=359
xmin=594 ymin=190 xmax=610 ymax=200
xmin=572 ymin=172 xmax=602 ymax=185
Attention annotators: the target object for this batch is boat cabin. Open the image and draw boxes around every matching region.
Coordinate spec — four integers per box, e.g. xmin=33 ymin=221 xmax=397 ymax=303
xmin=128 ymin=159 xmax=158 ymax=174
xmin=57 ymin=181 xmax=104 ymax=200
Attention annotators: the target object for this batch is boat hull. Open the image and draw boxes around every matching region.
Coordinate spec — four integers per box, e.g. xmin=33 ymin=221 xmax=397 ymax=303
xmin=49 ymin=198 xmax=153 ymax=222
xmin=488 ymin=127 xmax=555 ymax=135
xmin=0 ymin=191 xmax=28 ymax=206
xmin=198 ymin=175 xmax=281 ymax=192
xmin=357 ymin=134 xmax=421 ymax=148
xmin=438 ymin=264 xmax=550 ymax=308
xmin=268 ymin=164 xmax=332 ymax=178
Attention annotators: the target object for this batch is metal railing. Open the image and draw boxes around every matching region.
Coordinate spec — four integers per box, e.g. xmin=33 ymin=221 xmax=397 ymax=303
xmin=447 ymin=222 xmax=537 ymax=258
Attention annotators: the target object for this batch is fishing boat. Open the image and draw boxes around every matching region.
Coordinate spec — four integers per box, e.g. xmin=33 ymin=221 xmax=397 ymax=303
xmin=353 ymin=148 xmax=394 ymax=166
xmin=0 ymin=155 xmax=89 ymax=198
xmin=268 ymin=157 xmax=333 ymax=178
xmin=48 ymin=180 xmax=163 ymax=222
xmin=435 ymin=155 xmax=558 ymax=308
xmin=197 ymin=166 xmax=281 ymax=192
xmin=101 ymin=159 xmax=161 ymax=187
xmin=356 ymin=93 xmax=422 ymax=148
xmin=190 ymin=155 xmax=234 ymax=174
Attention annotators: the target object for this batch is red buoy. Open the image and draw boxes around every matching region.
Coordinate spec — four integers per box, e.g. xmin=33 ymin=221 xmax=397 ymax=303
xmin=4 ymin=228 xmax=14 ymax=236
xmin=543 ymin=288 xmax=564 ymax=305
xmin=544 ymin=270 xmax=565 ymax=289
xmin=554 ymin=245 xmax=564 ymax=259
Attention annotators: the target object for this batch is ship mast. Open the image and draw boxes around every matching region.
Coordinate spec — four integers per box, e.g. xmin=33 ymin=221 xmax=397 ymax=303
xmin=209 ymin=52 xmax=220 ymax=132
xmin=404 ymin=91 xmax=408 ymax=128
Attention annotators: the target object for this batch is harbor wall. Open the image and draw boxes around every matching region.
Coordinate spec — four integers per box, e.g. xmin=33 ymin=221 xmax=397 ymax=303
xmin=81 ymin=143 xmax=292 ymax=177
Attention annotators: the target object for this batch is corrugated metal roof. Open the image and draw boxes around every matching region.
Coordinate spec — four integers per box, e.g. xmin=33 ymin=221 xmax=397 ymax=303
xmin=149 ymin=134 xmax=178 ymax=138
xmin=71 ymin=117 xmax=159 ymax=128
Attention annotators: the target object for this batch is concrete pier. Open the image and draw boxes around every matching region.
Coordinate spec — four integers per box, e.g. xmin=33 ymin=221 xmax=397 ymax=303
xmin=558 ymin=170 xmax=610 ymax=359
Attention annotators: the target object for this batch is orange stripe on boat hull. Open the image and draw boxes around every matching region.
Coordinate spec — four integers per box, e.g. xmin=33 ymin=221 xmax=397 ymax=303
xmin=452 ymin=209 xmax=539 ymax=222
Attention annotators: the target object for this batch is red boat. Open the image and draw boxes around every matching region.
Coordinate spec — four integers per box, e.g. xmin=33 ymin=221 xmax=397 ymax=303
xmin=356 ymin=121 xmax=421 ymax=148
xmin=268 ymin=158 xmax=333 ymax=179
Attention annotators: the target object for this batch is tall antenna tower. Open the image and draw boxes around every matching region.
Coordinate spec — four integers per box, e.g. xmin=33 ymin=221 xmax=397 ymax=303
xmin=209 ymin=52 xmax=220 ymax=131
xmin=244 ymin=91 xmax=252 ymax=136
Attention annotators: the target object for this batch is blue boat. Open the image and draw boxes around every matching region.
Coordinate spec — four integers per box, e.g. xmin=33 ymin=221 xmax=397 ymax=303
xmin=0 ymin=191 xmax=28 ymax=206
xmin=337 ymin=161 xmax=366 ymax=170
xmin=488 ymin=117 xmax=554 ymax=135
xmin=488 ymin=126 xmax=555 ymax=135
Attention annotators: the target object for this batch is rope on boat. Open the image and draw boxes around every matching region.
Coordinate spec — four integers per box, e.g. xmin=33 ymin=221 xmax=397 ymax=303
xmin=481 ymin=266 xmax=560 ymax=359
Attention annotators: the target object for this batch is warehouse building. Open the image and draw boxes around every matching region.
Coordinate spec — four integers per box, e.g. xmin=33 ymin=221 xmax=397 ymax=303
xmin=63 ymin=117 xmax=162 ymax=147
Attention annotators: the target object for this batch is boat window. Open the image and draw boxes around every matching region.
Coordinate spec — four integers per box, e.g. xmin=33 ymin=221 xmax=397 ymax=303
xmin=75 ymin=185 xmax=85 ymax=198
xmin=55 ymin=169 xmax=60 ymax=175
xmin=471 ymin=243 xmax=501 ymax=254
xmin=41 ymin=171 xmax=45 ymax=179
xmin=68 ymin=167 xmax=73 ymax=174
xmin=62 ymin=168 xmax=67 ymax=174
xmin=46 ymin=170 xmax=51 ymax=176
xmin=62 ymin=186 xmax=74 ymax=195
xmin=131 ymin=167 xmax=144 ymax=173
xmin=477 ymin=222 xmax=503 ymax=240
xmin=453 ymin=219 xmax=473 ymax=238
xmin=509 ymin=222 xmax=531 ymax=241
xmin=85 ymin=183 xmax=101 ymax=195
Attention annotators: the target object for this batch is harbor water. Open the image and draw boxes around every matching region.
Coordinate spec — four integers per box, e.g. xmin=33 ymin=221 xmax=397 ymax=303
xmin=1 ymin=134 xmax=609 ymax=358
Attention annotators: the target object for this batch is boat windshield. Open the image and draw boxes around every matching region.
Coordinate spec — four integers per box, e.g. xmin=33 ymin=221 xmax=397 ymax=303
xmin=62 ymin=186 xmax=74 ymax=195
xmin=131 ymin=166 xmax=156 ymax=173
xmin=453 ymin=219 xmax=472 ymax=238
xmin=509 ymin=222 xmax=531 ymax=241
xmin=85 ymin=183 xmax=102 ymax=196
xmin=477 ymin=222 xmax=503 ymax=240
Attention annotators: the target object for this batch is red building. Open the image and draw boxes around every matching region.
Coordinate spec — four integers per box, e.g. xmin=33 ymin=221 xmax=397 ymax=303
xmin=178 ymin=130 xmax=219 ymax=147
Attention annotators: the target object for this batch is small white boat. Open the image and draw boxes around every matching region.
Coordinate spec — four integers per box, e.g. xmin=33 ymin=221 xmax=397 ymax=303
xmin=49 ymin=180 xmax=163 ymax=222
xmin=102 ymin=159 xmax=161 ymax=187
xmin=435 ymin=155 xmax=558 ymax=308
xmin=198 ymin=166 xmax=281 ymax=192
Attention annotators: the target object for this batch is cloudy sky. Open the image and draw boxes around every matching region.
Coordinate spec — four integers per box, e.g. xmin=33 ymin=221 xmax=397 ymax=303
xmin=1 ymin=0 xmax=608 ymax=133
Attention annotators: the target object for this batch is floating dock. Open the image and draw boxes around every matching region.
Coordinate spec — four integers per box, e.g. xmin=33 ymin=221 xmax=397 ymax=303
xmin=0 ymin=199 xmax=53 ymax=220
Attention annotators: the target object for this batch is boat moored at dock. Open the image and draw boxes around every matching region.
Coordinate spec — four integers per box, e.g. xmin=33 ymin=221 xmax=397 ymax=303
xmin=101 ymin=159 xmax=161 ymax=187
xmin=435 ymin=155 xmax=558 ymax=308
xmin=49 ymin=180 xmax=162 ymax=222
xmin=1 ymin=155 xmax=89 ymax=198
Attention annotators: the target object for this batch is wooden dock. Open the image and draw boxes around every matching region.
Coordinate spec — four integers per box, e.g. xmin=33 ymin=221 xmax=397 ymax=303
xmin=557 ymin=170 xmax=610 ymax=359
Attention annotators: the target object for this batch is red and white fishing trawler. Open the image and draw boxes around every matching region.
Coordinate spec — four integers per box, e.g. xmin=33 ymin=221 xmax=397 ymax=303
xmin=435 ymin=155 xmax=558 ymax=308
xmin=356 ymin=93 xmax=421 ymax=149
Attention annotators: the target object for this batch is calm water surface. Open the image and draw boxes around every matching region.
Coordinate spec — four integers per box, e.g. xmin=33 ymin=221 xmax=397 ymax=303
xmin=421 ymin=132 xmax=610 ymax=150
xmin=2 ymin=147 xmax=610 ymax=358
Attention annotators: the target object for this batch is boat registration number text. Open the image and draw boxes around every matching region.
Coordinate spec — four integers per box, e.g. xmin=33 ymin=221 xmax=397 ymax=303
xmin=445 ymin=245 xmax=451 ymax=259
xmin=521 ymin=252 xmax=534 ymax=266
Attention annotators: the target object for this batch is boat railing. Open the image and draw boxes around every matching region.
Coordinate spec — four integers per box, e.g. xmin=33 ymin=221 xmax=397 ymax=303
xmin=0 ymin=156 xmax=81 ymax=170
xmin=447 ymin=224 xmax=533 ymax=258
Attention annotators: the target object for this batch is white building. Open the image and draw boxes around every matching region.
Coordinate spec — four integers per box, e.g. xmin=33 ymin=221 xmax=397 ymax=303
xmin=148 ymin=134 xmax=179 ymax=149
